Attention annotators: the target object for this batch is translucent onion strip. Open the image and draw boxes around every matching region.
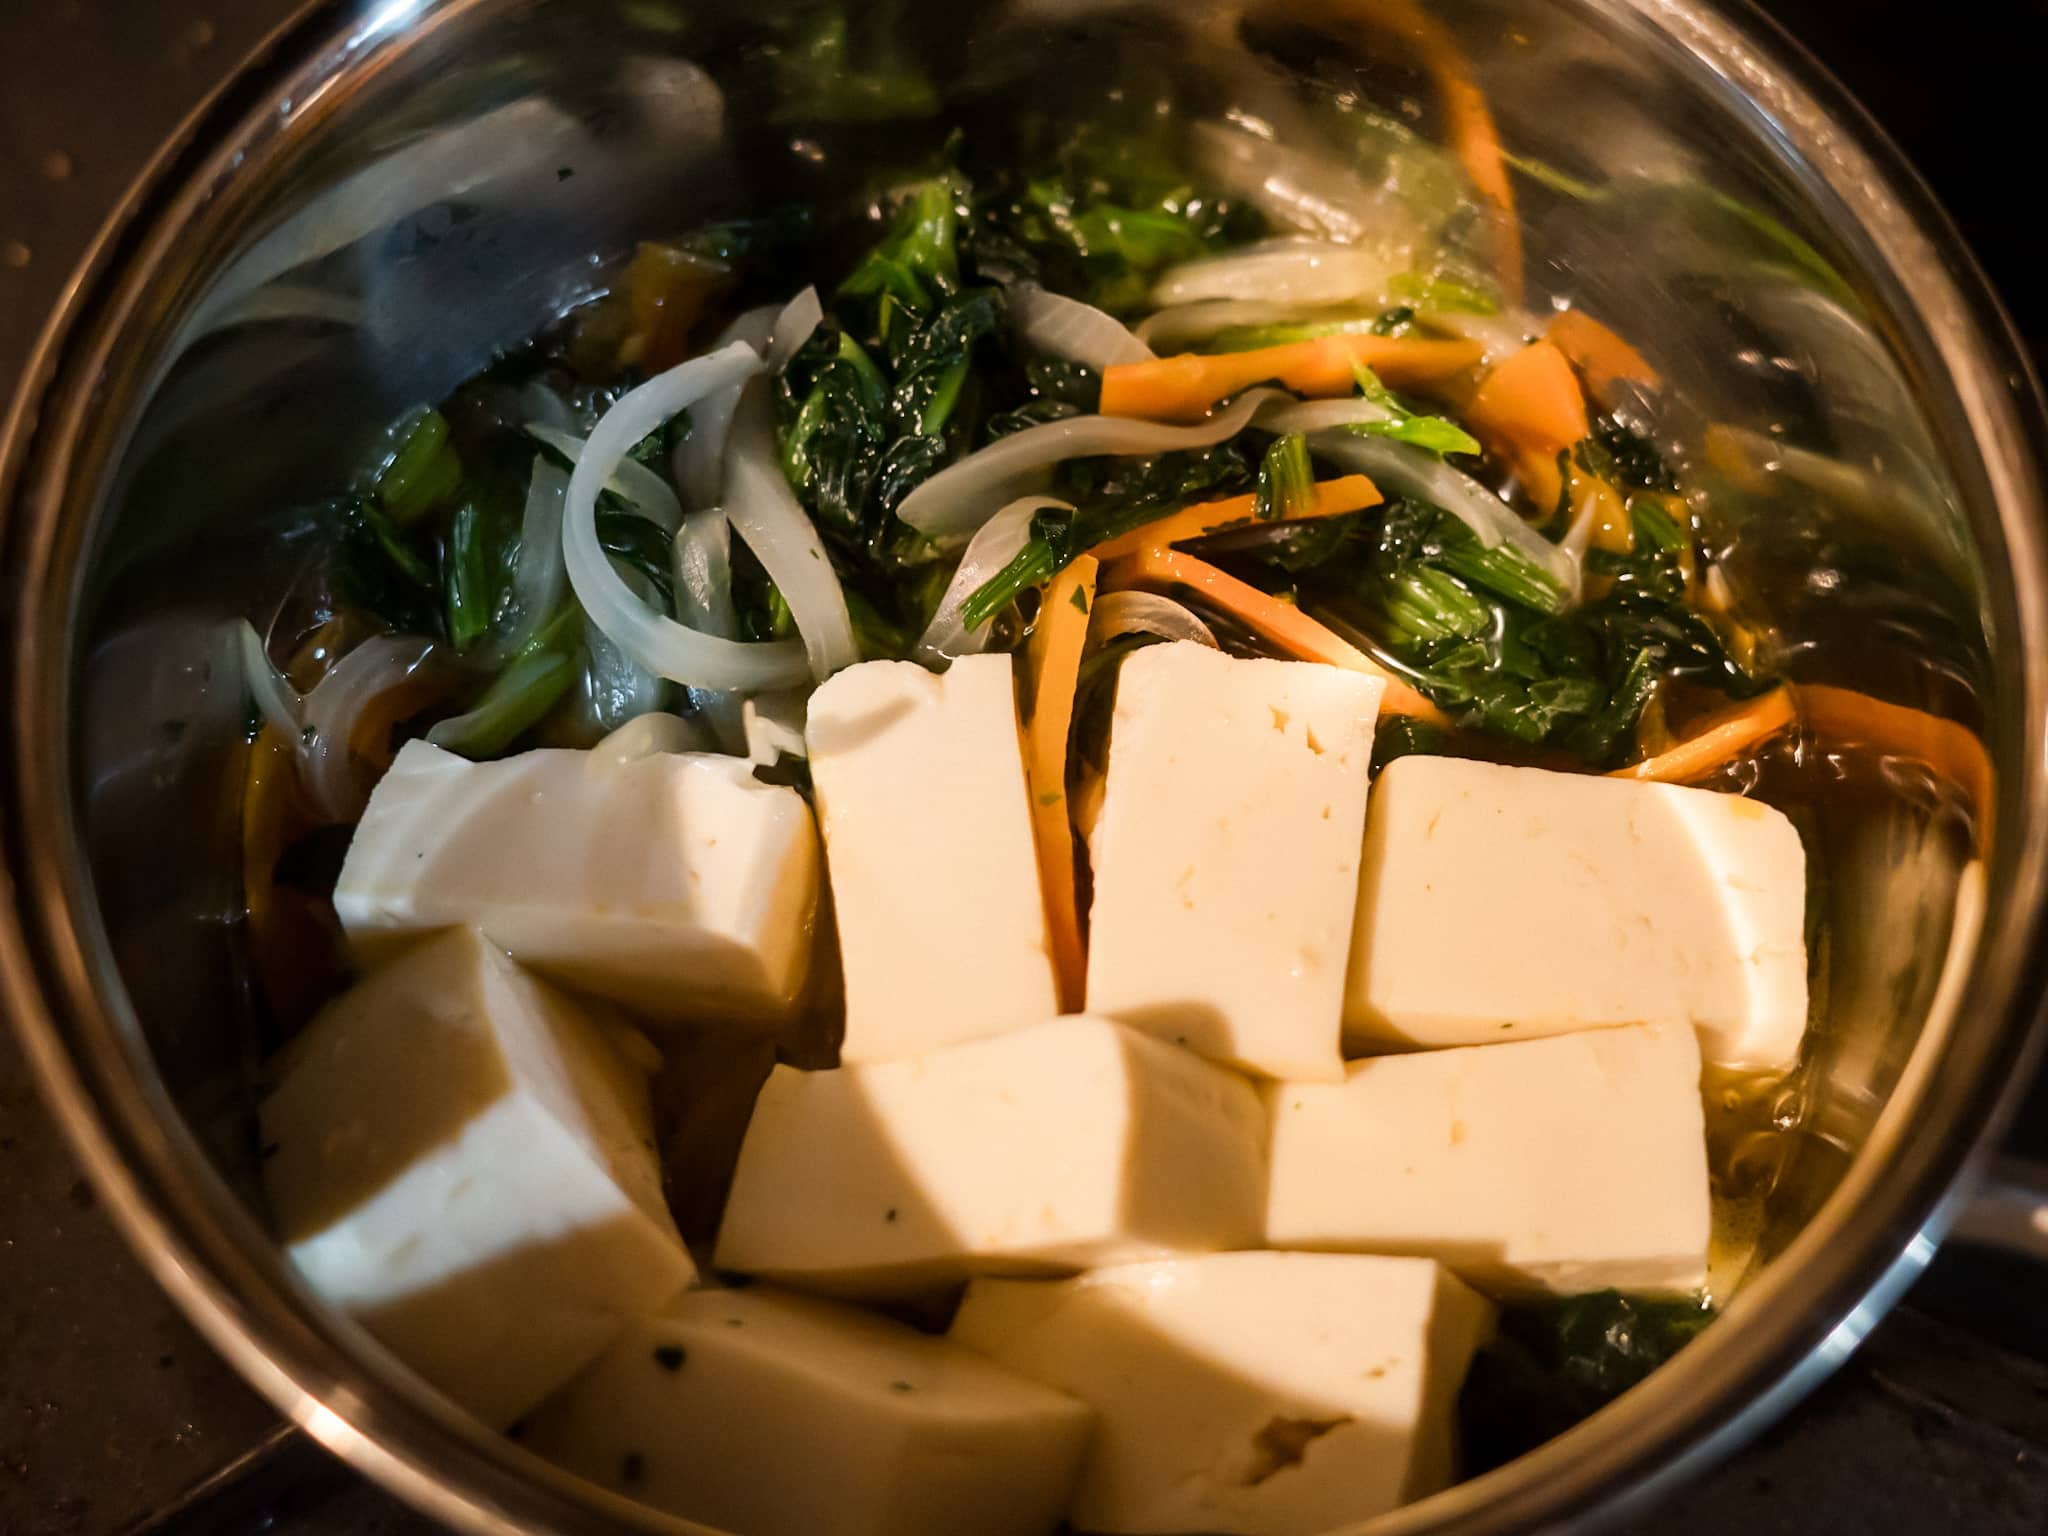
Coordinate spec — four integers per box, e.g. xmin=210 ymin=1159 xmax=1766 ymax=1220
xmin=1136 ymin=299 xmax=1344 ymax=353
xmin=494 ymin=456 xmax=569 ymax=661
xmin=561 ymin=341 xmax=810 ymax=692
xmin=237 ymin=620 xmax=303 ymax=739
xmin=527 ymin=423 xmax=683 ymax=534
xmin=1306 ymin=426 xmax=1580 ymax=595
xmin=767 ymin=286 xmax=824 ymax=371
xmin=1151 ymin=237 xmax=1397 ymax=310
xmin=673 ymin=508 xmax=745 ymax=751
xmin=913 ymin=496 xmax=1073 ymax=664
xmin=1010 ymin=282 xmax=1153 ymax=369
xmin=1083 ymin=591 xmax=1218 ymax=655
xmin=1190 ymin=119 xmax=1414 ymax=249
xmin=721 ymin=380 xmax=860 ymax=681
xmin=302 ymin=634 xmax=442 ymax=821
xmin=896 ymin=388 xmax=1286 ymax=541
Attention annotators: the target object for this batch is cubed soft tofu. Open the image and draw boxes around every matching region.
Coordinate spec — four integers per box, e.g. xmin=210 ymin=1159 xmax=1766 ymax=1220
xmin=805 ymin=655 xmax=1058 ymax=1061
xmin=333 ymin=740 xmax=818 ymax=1025
xmin=1085 ymin=643 xmax=1383 ymax=1081
xmin=714 ymin=1015 xmax=1266 ymax=1296
xmin=1345 ymin=756 xmax=1809 ymax=1068
xmin=260 ymin=927 xmax=695 ymax=1427
xmin=522 ymin=1287 xmax=1091 ymax=1536
xmin=1265 ymin=1022 xmax=1710 ymax=1296
xmin=949 ymin=1252 xmax=1494 ymax=1536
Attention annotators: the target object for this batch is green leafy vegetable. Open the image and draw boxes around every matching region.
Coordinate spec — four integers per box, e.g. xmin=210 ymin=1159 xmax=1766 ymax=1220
xmin=1460 ymin=1293 xmax=1715 ymax=1476
xmin=1388 ymin=269 xmax=1500 ymax=315
xmin=762 ymin=3 xmax=939 ymax=126
xmin=1254 ymin=434 xmax=1315 ymax=523
xmin=442 ymin=501 xmax=492 ymax=653
xmin=430 ymin=650 xmax=578 ymax=759
xmin=1344 ymin=367 xmax=1482 ymax=458
xmin=376 ymin=407 xmax=463 ymax=525
xmin=595 ymin=510 xmax=678 ymax=610
xmin=961 ymin=442 xmax=1255 ymax=630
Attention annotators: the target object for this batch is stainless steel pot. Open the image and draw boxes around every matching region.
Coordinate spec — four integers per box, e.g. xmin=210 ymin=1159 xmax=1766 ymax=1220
xmin=5 ymin=1 xmax=2048 ymax=1531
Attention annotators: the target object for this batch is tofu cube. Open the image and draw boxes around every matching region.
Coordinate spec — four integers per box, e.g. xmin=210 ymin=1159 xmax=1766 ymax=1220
xmin=260 ymin=927 xmax=696 ymax=1426
xmin=1345 ymin=756 xmax=1809 ymax=1068
xmin=949 ymin=1252 xmax=1495 ymax=1535
xmin=1085 ymin=643 xmax=1383 ymax=1081
xmin=334 ymin=740 xmax=819 ymax=1026
xmin=522 ymin=1287 xmax=1091 ymax=1536
xmin=714 ymin=1015 xmax=1266 ymax=1296
xmin=1265 ymin=1022 xmax=1711 ymax=1296
xmin=805 ymin=655 xmax=1058 ymax=1062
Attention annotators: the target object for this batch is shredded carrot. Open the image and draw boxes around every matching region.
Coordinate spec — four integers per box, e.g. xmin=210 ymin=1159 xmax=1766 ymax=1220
xmin=1609 ymin=687 xmax=1797 ymax=785
xmin=1346 ymin=0 xmax=1522 ymax=302
xmin=1465 ymin=339 xmax=1590 ymax=514
xmin=1088 ymin=475 xmax=1381 ymax=563
xmin=1099 ymin=544 xmax=1447 ymax=725
xmin=1098 ymin=334 xmax=1484 ymax=423
xmin=1611 ymin=683 xmax=1994 ymax=845
xmin=1025 ymin=553 xmax=1100 ymax=1011
xmin=1799 ymin=684 xmax=1996 ymax=847
xmin=1547 ymin=309 xmax=1659 ymax=408
xmin=621 ymin=243 xmax=734 ymax=372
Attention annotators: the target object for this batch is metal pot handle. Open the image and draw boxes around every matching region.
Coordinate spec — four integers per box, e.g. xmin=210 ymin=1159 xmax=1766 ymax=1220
xmin=1948 ymin=1157 xmax=2048 ymax=1263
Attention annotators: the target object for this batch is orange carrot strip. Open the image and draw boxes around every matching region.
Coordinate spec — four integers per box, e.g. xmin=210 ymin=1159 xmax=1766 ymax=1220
xmin=1547 ymin=309 xmax=1660 ymax=408
xmin=1099 ymin=335 xmax=1484 ymax=423
xmin=1465 ymin=338 xmax=1591 ymax=514
xmin=1088 ymin=475 xmax=1381 ymax=563
xmin=1025 ymin=553 xmax=1100 ymax=1011
xmin=1608 ymin=688 xmax=1797 ymax=784
xmin=1798 ymin=683 xmax=1996 ymax=846
xmin=1100 ymin=544 xmax=1447 ymax=725
xmin=1351 ymin=0 xmax=1522 ymax=302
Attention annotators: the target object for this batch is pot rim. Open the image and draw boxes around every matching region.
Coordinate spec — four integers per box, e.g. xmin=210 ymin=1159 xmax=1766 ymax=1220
xmin=4 ymin=2 xmax=2047 ymax=1533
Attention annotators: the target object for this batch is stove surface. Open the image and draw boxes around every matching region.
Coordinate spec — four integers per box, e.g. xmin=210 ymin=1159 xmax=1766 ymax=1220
xmin=3 ymin=2 xmax=2046 ymax=1533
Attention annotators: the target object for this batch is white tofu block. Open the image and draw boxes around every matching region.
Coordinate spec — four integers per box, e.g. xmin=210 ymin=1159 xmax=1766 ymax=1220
xmin=805 ymin=655 xmax=1058 ymax=1061
xmin=523 ymin=1287 xmax=1091 ymax=1536
xmin=1345 ymin=756 xmax=1809 ymax=1068
xmin=950 ymin=1252 xmax=1495 ymax=1536
xmin=334 ymin=740 xmax=819 ymax=1026
xmin=1085 ymin=643 xmax=1383 ymax=1081
xmin=260 ymin=928 xmax=695 ymax=1427
xmin=714 ymin=1015 xmax=1266 ymax=1296
xmin=1265 ymin=1022 xmax=1711 ymax=1296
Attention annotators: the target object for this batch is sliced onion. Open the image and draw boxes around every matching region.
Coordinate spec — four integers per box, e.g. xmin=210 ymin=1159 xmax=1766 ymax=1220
xmin=492 ymin=456 xmax=569 ymax=662
xmin=673 ymin=508 xmax=745 ymax=751
xmin=237 ymin=620 xmax=304 ymax=739
xmin=767 ymin=286 xmax=824 ymax=371
xmin=1151 ymin=237 xmax=1398 ymax=310
xmin=518 ymin=381 xmax=578 ymax=434
xmin=721 ymin=380 xmax=860 ymax=680
xmin=1306 ymin=428 xmax=1580 ymax=596
xmin=1084 ymin=591 xmax=1218 ymax=654
xmin=1418 ymin=306 xmax=1541 ymax=365
xmin=301 ymin=634 xmax=442 ymax=821
xmin=527 ymin=423 xmax=684 ymax=535
xmin=672 ymin=303 xmax=787 ymax=510
xmin=1256 ymin=397 xmax=1401 ymax=435
xmin=1135 ymin=299 xmax=1343 ymax=353
xmin=1010 ymin=282 xmax=1153 ymax=369
xmin=896 ymin=388 xmax=1287 ymax=541
xmin=562 ymin=341 xmax=810 ymax=691
xmin=743 ymin=688 xmax=811 ymax=767
xmin=1190 ymin=119 xmax=1412 ymax=248
xmin=913 ymin=496 xmax=1072 ymax=664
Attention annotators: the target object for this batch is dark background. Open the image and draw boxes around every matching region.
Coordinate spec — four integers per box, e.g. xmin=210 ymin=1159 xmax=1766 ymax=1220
xmin=5 ymin=2 xmax=2048 ymax=1533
